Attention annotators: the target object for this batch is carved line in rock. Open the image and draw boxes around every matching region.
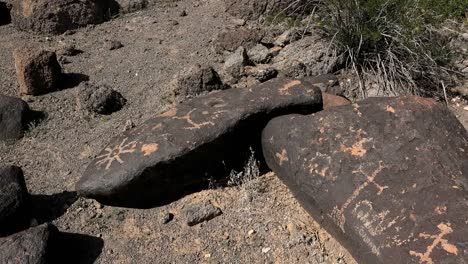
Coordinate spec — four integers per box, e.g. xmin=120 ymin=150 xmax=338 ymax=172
xmin=95 ymin=138 xmax=138 ymax=170
xmin=330 ymin=161 xmax=387 ymax=232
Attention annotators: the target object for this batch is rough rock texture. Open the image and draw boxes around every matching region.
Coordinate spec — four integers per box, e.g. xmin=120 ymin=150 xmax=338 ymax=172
xmin=0 ymin=223 xmax=56 ymax=263
xmin=262 ymin=96 xmax=468 ymax=264
xmin=75 ymin=82 xmax=127 ymax=115
xmin=273 ymin=35 xmax=341 ymax=78
xmin=303 ymin=74 xmax=343 ymax=96
xmin=224 ymin=0 xmax=313 ymax=20
xmin=223 ymin=46 xmax=251 ymax=79
xmin=0 ymin=166 xmax=30 ymax=236
xmin=76 ymin=78 xmax=323 ymax=207
xmin=114 ymin=0 xmax=148 ymax=14
xmin=214 ymin=27 xmax=263 ymax=53
xmin=13 ymin=44 xmax=62 ymax=96
xmin=247 ymin=44 xmax=271 ymax=64
xmin=171 ymin=64 xmax=227 ymax=103
xmin=183 ymin=201 xmax=222 ymax=226
xmin=11 ymin=0 xmax=108 ymax=34
xmin=0 ymin=95 xmax=30 ymax=141
xmin=0 ymin=1 xmax=11 ymax=25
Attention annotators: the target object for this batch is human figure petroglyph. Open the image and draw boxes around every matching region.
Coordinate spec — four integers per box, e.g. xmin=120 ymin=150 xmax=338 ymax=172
xmin=409 ymin=223 xmax=458 ymax=264
xmin=95 ymin=138 xmax=137 ymax=170
xmin=331 ymin=161 xmax=387 ymax=231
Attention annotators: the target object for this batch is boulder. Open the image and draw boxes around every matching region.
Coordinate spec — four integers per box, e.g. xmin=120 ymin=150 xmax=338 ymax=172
xmin=75 ymin=82 xmax=126 ymax=115
xmin=247 ymin=44 xmax=272 ymax=64
xmin=13 ymin=44 xmax=62 ymax=96
xmin=0 ymin=166 xmax=30 ymax=236
xmin=262 ymin=96 xmax=468 ymax=263
xmin=223 ymin=46 xmax=252 ymax=80
xmin=171 ymin=64 xmax=227 ymax=103
xmin=0 ymin=95 xmax=31 ymax=141
xmin=214 ymin=27 xmax=263 ymax=53
xmin=0 ymin=223 xmax=57 ymax=263
xmin=0 ymin=1 xmax=11 ymax=25
xmin=114 ymin=0 xmax=148 ymax=14
xmin=224 ymin=0 xmax=313 ymax=20
xmin=76 ymin=78 xmax=323 ymax=207
xmin=272 ymin=35 xmax=341 ymax=78
xmin=11 ymin=0 xmax=108 ymax=34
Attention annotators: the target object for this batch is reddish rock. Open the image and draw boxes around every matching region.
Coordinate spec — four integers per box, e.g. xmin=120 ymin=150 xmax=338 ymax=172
xmin=322 ymin=93 xmax=350 ymax=110
xmin=13 ymin=44 xmax=62 ymax=96
xmin=262 ymin=96 xmax=468 ymax=263
xmin=11 ymin=0 xmax=108 ymax=34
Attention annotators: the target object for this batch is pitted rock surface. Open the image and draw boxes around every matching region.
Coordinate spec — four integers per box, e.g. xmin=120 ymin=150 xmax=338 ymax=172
xmin=11 ymin=0 xmax=108 ymax=34
xmin=262 ymin=96 xmax=468 ymax=264
xmin=76 ymin=78 xmax=322 ymax=207
xmin=0 ymin=165 xmax=30 ymax=236
xmin=0 ymin=223 xmax=57 ymax=263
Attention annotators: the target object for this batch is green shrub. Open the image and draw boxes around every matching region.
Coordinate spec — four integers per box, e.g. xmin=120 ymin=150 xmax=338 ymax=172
xmin=318 ymin=0 xmax=467 ymax=97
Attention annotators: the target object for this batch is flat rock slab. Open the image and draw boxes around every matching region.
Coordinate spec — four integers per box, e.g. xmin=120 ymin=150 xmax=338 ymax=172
xmin=183 ymin=201 xmax=222 ymax=226
xmin=0 ymin=223 xmax=57 ymax=264
xmin=77 ymin=78 xmax=322 ymax=207
xmin=262 ymin=96 xmax=468 ymax=264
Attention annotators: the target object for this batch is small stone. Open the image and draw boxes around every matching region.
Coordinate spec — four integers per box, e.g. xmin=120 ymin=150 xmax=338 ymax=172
xmin=244 ymin=66 xmax=278 ymax=83
xmin=94 ymin=200 xmax=104 ymax=209
xmin=160 ymin=213 xmax=173 ymax=224
xmin=262 ymin=247 xmax=271 ymax=253
xmin=204 ymin=253 xmax=211 ymax=258
xmin=179 ymin=10 xmax=187 ymax=17
xmin=464 ymin=106 xmax=468 ymax=111
xmin=13 ymin=43 xmax=62 ymax=96
xmin=108 ymin=40 xmax=124 ymax=50
xmin=171 ymin=20 xmax=179 ymax=26
xmin=183 ymin=201 xmax=222 ymax=226
xmin=75 ymin=82 xmax=127 ymax=115
xmin=56 ymin=43 xmax=81 ymax=56
xmin=247 ymin=229 xmax=255 ymax=236
xmin=232 ymin=18 xmax=245 ymax=26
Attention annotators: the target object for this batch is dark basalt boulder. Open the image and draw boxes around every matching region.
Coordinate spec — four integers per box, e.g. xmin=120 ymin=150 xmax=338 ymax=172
xmin=77 ymin=78 xmax=323 ymax=207
xmin=0 ymin=223 xmax=57 ymax=264
xmin=0 ymin=165 xmax=30 ymax=236
xmin=0 ymin=95 xmax=31 ymax=141
xmin=262 ymin=96 xmax=468 ymax=263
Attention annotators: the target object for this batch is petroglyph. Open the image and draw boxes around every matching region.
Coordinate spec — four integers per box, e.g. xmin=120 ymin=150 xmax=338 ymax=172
xmin=158 ymin=108 xmax=177 ymax=118
xmin=331 ymin=162 xmax=386 ymax=231
xmin=173 ymin=109 xmax=215 ymax=130
xmin=353 ymin=200 xmax=402 ymax=237
xmin=386 ymin=106 xmax=396 ymax=113
xmin=409 ymin=223 xmax=458 ymax=264
xmin=278 ymin=80 xmax=301 ymax=95
xmin=95 ymin=138 xmax=137 ymax=170
xmin=341 ymin=129 xmax=372 ymax=157
xmin=141 ymin=143 xmax=159 ymax=156
xmin=276 ymin=149 xmax=289 ymax=166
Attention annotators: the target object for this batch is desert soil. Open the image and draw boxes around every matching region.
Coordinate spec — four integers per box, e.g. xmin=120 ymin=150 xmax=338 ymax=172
xmin=0 ymin=0 xmax=466 ymax=263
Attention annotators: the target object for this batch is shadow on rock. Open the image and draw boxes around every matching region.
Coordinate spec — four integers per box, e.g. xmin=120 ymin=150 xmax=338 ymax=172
xmin=60 ymin=73 xmax=90 ymax=90
xmin=48 ymin=232 xmax=104 ymax=264
xmin=31 ymin=191 xmax=77 ymax=224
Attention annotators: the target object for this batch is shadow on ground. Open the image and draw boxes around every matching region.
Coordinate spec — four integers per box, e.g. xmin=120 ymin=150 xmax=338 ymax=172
xmin=48 ymin=231 xmax=104 ymax=264
xmin=31 ymin=191 xmax=78 ymax=224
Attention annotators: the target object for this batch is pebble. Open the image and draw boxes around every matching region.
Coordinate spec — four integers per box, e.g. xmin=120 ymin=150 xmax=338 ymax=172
xmin=262 ymin=247 xmax=271 ymax=253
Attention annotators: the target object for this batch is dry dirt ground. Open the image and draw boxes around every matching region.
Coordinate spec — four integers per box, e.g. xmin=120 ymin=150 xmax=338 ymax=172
xmin=0 ymin=0 xmax=467 ymax=263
